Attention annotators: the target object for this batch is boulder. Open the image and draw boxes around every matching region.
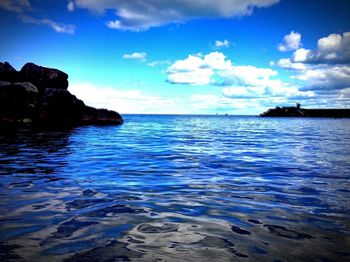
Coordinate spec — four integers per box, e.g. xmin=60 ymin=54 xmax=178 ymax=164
xmin=38 ymin=89 xmax=123 ymax=125
xmin=39 ymin=88 xmax=85 ymax=124
xmin=20 ymin=62 xmax=68 ymax=93
xmin=83 ymin=106 xmax=124 ymax=125
xmin=0 ymin=61 xmax=123 ymax=127
xmin=0 ymin=82 xmax=39 ymax=124
xmin=0 ymin=62 xmax=22 ymax=82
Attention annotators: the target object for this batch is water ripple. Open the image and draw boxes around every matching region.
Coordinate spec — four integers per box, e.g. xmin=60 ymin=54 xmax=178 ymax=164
xmin=1 ymin=115 xmax=350 ymax=261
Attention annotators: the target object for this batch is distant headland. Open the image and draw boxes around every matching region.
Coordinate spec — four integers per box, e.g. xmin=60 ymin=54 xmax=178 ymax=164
xmin=0 ymin=62 xmax=123 ymax=127
xmin=260 ymin=103 xmax=350 ymax=118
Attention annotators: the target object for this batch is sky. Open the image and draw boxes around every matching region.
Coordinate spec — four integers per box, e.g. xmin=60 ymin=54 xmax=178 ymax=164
xmin=1 ymin=0 xmax=350 ymax=115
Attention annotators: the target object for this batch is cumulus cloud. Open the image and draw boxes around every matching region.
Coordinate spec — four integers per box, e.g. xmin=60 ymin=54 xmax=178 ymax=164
xmin=278 ymin=31 xmax=302 ymax=52
xmin=275 ymin=58 xmax=306 ymax=70
xmin=69 ymin=82 xmax=182 ymax=114
xmin=19 ymin=15 xmax=76 ymax=34
xmin=275 ymin=31 xmax=350 ymax=95
xmin=290 ymin=32 xmax=350 ymax=64
xmin=122 ymin=52 xmax=147 ymax=61
xmin=69 ymin=0 xmax=280 ymax=31
xmin=166 ymin=52 xmax=232 ymax=85
xmin=215 ymin=40 xmax=230 ymax=48
xmin=296 ymin=66 xmax=350 ymax=91
xmin=166 ymin=51 xmax=313 ymax=102
xmin=0 ymin=0 xmax=31 ymax=13
xmin=166 ymin=51 xmax=280 ymax=88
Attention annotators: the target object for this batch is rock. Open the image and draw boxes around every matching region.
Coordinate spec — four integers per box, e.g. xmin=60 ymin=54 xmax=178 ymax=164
xmin=0 ymin=61 xmax=123 ymax=126
xmin=39 ymin=88 xmax=85 ymax=125
xmin=0 ymin=81 xmax=39 ymax=124
xmin=260 ymin=104 xmax=350 ymax=118
xmin=260 ymin=105 xmax=305 ymax=117
xmin=0 ymin=62 xmax=22 ymax=82
xmin=82 ymin=106 xmax=124 ymax=125
xmin=20 ymin=62 xmax=68 ymax=93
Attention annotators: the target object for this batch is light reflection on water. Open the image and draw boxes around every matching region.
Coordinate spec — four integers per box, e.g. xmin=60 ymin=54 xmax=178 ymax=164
xmin=1 ymin=115 xmax=350 ymax=261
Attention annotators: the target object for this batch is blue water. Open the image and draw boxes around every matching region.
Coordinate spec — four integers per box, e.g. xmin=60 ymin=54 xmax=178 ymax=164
xmin=1 ymin=115 xmax=350 ymax=261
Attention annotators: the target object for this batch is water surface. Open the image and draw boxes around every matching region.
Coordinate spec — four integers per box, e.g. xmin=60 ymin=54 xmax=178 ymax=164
xmin=1 ymin=115 xmax=350 ymax=261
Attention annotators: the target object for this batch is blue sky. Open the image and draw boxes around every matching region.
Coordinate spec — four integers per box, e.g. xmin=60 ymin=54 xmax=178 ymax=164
xmin=1 ymin=0 xmax=350 ymax=114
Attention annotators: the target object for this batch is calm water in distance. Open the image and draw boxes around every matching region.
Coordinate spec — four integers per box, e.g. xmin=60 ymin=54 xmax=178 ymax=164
xmin=1 ymin=115 xmax=350 ymax=261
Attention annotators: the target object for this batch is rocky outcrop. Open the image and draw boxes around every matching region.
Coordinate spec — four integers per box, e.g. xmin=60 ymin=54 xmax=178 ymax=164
xmin=20 ymin=63 xmax=69 ymax=93
xmin=260 ymin=105 xmax=305 ymax=117
xmin=260 ymin=104 xmax=350 ymax=118
xmin=0 ymin=62 xmax=123 ymax=126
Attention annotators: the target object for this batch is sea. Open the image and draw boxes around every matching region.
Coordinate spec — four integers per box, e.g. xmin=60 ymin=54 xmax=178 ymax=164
xmin=1 ymin=115 xmax=350 ymax=262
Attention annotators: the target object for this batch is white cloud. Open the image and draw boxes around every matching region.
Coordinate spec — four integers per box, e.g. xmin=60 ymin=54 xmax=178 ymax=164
xmin=166 ymin=51 xmax=314 ymax=102
xmin=166 ymin=52 xmax=232 ymax=85
xmin=278 ymin=31 xmax=302 ymax=52
xmin=275 ymin=31 xmax=350 ymax=96
xmin=292 ymin=48 xmax=312 ymax=62
xmin=0 ymin=0 xmax=31 ymax=13
xmin=290 ymin=32 xmax=350 ymax=64
xmin=296 ymin=66 xmax=350 ymax=91
xmin=146 ymin=60 xmax=171 ymax=67
xmin=70 ymin=0 xmax=280 ymax=31
xmin=67 ymin=1 xmax=75 ymax=12
xmin=166 ymin=51 xmax=279 ymax=89
xmin=215 ymin=40 xmax=230 ymax=48
xmin=69 ymin=82 xmax=183 ymax=114
xmin=19 ymin=15 xmax=76 ymax=34
xmin=275 ymin=58 xmax=306 ymax=70
xmin=122 ymin=52 xmax=147 ymax=61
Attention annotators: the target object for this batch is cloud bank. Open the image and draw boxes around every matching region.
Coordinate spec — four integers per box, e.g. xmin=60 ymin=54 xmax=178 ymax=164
xmin=166 ymin=51 xmax=313 ymax=101
xmin=276 ymin=32 xmax=350 ymax=95
xmin=69 ymin=0 xmax=280 ymax=31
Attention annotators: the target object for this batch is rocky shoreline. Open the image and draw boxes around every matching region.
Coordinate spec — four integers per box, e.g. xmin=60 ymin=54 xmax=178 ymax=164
xmin=0 ymin=62 xmax=123 ymax=127
xmin=260 ymin=104 xmax=350 ymax=118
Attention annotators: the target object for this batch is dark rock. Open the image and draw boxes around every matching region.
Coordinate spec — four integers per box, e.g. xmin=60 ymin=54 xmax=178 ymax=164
xmin=0 ymin=61 xmax=123 ymax=127
xmin=0 ymin=81 xmax=39 ymax=124
xmin=260 ymin=105 xmax=305 ymax=117
xmin=260 ymin=104 xmax=350 ymax=118
xmin=20 ymin=62 xmax=68 ymax=93
xmin=0 ymin=62 xmax=22 ymax=82
xmin=82 ymin=106 xmax=124 ymax=125
xmin=39 ymin=88 xmax=85 ymax=125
